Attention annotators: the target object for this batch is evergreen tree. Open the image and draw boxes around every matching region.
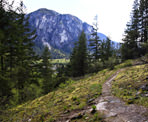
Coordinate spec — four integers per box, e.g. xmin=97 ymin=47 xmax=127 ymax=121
xmin=13 ymin=3 xmax=37 ymax=103
xmin=139 ymin=0 xmax=148 ymax=54
xmin=121 ymin=0 xmax=148 ymax=59
xmin=40 ymin=46 xmax=53 ymax=94
xmin=69 ymin=42 xmax=79 ymax=76
xmin=69 ymin=31 xmax=88 ymax=77
xmin=0 ymin=0 xmax=21 ymax=104
xmin=77 ymin=31 xmax=88 ymax=76
xmin=0 ymin=0 xmax=12 ymax=99
xmin=121 ymin=24 xmax=139 ymax=59
xmin=121 ymin=0 xmax=140 ymax=60
xmin=0 ymin=0 xmax=38 ymax=104
xmin=100 ymin=37 xmax=113 ymax=62
xmin=89 ymin=15 xmax=101 ymax=60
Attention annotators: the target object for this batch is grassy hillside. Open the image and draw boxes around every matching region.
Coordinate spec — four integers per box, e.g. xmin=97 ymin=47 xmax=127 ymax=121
xmin=1 ymin=69 xmax=115 ymax=122
xmin=112 ymin=64 xmax=148 ymax=107
xmin=34 ymin=46 xmax=68 ymax=59
xmin=1 ymin=58 xmax=148 ymax=122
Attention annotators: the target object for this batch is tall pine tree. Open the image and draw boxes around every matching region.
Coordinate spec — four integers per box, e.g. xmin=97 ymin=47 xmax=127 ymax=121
xmin=0 ymin=0 xmax=12 ymax=99
xmin=139 ymin=0 xmax=148 ymax=54
xmin=0 ymin=0 xmax=38 ymax=104
xmin=100 ymin=37 xmax=113 ymax=62
xmin=121 ymin=0 xmax=140 ymax=60
xmin=69 ymin=31 xmax=88 ymax=77
xmin=89 ymin=15 xmax=101 ymax=60
xmin=121 ymin=0 xmax=148 ymax=59
xmin=40 ymin=46 xmax=53 ymax=94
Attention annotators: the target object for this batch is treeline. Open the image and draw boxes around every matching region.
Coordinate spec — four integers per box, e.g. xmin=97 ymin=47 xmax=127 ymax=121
xmin=0 ymin=0 xmax=56 ymax=108
xmin=121 ymin=0 xmax=148 ymax=60
xmin=61 ymin=16 xmax=120 ymax=77
xmin=60 ymin=0 xmax=148 ymax=77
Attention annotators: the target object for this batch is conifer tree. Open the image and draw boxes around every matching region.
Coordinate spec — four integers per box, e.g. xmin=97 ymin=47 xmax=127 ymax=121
xmin=0 ymin=0 xmax=18 ymax=102
xmin=121 ymin=0 xmax=140 ymax=59
xmin=121 ymin=24 xmax=139 ymax=59
xmin=0 ymin=0 xmax=38 ymax=104
xmin=69 ymin=42 xmax=79 ymax=76
xmin=77 ymin=31 xmax=88 ymax=76
xmin=89 ymin=15 xmax=101 ymax=60
xmin=100 ymin=37 xmax=113 ymax=62
xmin=69 ymin=31 xmax=88 ymax=77
xmin=13 ymin=2 xmax=37 ymax=102
xmin=121 ymin=0 xmax=148 ymax=59
xmin=40 ymin=46 xmax=53 ymax=94
xmin=139 ymin=0 xmax=148 ymax=54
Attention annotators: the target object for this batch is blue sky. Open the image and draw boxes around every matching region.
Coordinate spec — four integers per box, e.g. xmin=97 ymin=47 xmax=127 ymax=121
xmin=14 ymin=0 xmax=134 ymax=42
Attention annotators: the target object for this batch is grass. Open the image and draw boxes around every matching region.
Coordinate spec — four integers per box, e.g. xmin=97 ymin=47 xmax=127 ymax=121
xmin=70 ymin=111 xmax=105 ymax=122
xmin=112 ymin=64 xmax=148 ymax=107
xmin=36 ymin=58 xmax=69 ymax=65
xmin=50 ymin=58 xmax=69 ymax=64
xmin=1 ymin=68 xmax=115 ymax=122
xmin=114 ymin=59 xmax=133 ymax=69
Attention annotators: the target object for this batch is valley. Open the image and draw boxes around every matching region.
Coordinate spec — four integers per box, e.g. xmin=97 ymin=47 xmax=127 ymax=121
xmin=0 ymin=0 xmax=148 ymax=122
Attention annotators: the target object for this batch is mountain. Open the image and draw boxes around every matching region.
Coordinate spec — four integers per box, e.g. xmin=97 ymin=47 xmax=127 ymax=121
xmin=27 ymin=8 xmax=117 ymax=58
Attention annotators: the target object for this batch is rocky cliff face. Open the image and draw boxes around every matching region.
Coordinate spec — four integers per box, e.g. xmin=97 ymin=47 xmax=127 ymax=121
xmin=28 ymin=8 xmax=108 ymax=58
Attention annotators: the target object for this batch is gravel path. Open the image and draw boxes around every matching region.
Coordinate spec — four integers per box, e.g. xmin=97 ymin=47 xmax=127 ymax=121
xmin=95 ymin=69 xmax=148 ymax=122
xmin=60 ymin=69 xmax=148 ymax=122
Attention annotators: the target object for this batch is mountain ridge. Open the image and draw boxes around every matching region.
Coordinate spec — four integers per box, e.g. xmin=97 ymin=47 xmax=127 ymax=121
xmin=28 ymin=8 xmax=117 ymax=58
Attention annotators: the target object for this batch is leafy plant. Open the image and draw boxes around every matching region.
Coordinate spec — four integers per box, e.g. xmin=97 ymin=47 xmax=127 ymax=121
xmin=93 ymin=112 xmax=103 ymax=121
xmin=91 ymin=105 xmax=96 ymax=113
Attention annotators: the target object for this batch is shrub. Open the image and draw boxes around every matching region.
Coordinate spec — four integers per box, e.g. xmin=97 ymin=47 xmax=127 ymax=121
xmin=93 ymin=112 xmax=104 ymax=121
xmin=91 ymin=105 xmax=96 ymax=114
xmin=88 ymin=61 xmax=104 ymax=73
xmin=104 ymin=57 xmax=119 ymax=70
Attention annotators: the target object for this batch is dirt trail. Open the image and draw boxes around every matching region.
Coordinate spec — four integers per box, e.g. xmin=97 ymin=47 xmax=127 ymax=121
xmin=60 ymin=69 xmax=148 ymax=122
xmin=95 ymin=69 xmax=148 ymax=122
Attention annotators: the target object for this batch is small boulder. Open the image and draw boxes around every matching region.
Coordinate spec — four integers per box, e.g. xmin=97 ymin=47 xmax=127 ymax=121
xmin=64 ymin=110 xmax=70 ymax=114
xmin=70 ymin=112 xmax=85 ymax=120
xmin=140 ymin=84 xmax=148 ymax=91
xmin=87 ymin=98 xmax=95 ymax=105
xmin=106 ymin=112 xmax=117 ymax=118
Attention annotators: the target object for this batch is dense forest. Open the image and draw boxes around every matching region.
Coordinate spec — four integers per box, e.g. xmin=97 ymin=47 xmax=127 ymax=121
xmin=121 ymin=0 xmax=148 ymax=59
xmin=0 ymin=0 xmax=148 ymax=111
